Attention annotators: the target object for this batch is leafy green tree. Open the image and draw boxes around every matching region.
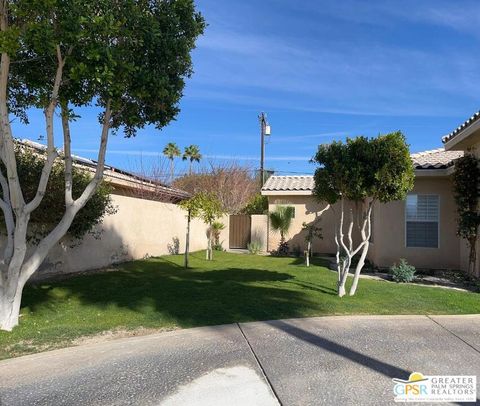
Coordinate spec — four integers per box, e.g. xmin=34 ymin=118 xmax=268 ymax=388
xmin=0 ymin=0 xmax=205 ymax=330
xmin=180 ymin=192 xmax=224 ymax=266
xmin=302 ymin=221 xmax=323 ymax=267
xmin=269 ymin=205 xmax=295 ymax=255
xmin=163 ymin=142 xmax=181 ymax=183
xmin=242 ymin=193 xmax=268 ymax=215
xmin=453 ymin=154 xmax=480 ymax=276
xmin=182 ymin=144 xmax=202 ymax=174
xmin=313 ymin=132 xmax=414 ymax=297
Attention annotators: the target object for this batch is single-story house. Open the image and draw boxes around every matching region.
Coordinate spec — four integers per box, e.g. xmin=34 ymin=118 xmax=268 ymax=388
xmin=261 ymin=112 xmax=480 ymax=276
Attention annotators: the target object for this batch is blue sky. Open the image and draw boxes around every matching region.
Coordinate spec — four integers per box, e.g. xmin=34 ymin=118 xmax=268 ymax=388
xmin=11 ymin=0 xmax=480 ymax=177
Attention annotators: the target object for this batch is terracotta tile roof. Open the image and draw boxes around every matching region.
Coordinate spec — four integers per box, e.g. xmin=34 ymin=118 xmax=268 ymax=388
xmin=410 ymin=148 xmax=463 ymax=169
xmin=442 ymin=111 xmax=480 ymax=144
xmin=262 ymin=175 xmax=314 ymax=191
xmin=262 ymin=148 xmax=462 ymax=192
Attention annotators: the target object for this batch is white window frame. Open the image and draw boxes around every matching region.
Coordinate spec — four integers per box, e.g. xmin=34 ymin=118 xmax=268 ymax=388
xmin=404 ymin=194 xmax=440 ymax=249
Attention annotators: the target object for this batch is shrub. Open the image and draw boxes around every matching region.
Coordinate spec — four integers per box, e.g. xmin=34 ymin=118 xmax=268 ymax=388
xmin=242 ymin=193 xmax=268 ymax=215
xmin=247 ymin=240 xmax=262 ymax=255
xmin=212 ymin=243 xmax=225 ymax=252
xmin=271 ymin=241 xmax=289 ymax=257
xmin=390 ymin=259 xmax=416 ymax=283
xmin=0 ymin=148 xmax=116 ymax=242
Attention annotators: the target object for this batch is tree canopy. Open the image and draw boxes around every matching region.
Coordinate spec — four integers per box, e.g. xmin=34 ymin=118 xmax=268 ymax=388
xmin=174 ymin=163 xmax=258 ymax=214
xmin=313 ymin=131 xmax=414 ymax=204
xmin=312 ymin=131 xmax=414 ymax=296
xmin=5 ymin=0 xmax=206 ymax=135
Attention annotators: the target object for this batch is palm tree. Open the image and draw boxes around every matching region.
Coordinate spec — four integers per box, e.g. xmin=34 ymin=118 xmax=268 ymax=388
xmin=182 ymin=144 xmax=202 ymax=174
xmin=210 ymin=220 xmax=225 ymax=248
xmin=163 ymin=142 xmax=181 ymax=183
xmin=269 ymin=205 xmax=295 ymax=255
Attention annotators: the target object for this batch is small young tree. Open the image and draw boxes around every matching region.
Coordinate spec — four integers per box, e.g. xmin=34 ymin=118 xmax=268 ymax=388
xmin=182 ymin=145 xmax=202 ymax=175
xmin=0 ymin=0 xmax=205 ymax=330
xmin=302 ymin=205 xmax=330 ymax=267
xmin=302 ymin=222 xmax=322 ymax=267
xmin=163 ymin=143 xmax=181 ymax=183
xmin=180 ymin=192 xmax=224 ymax=266
xmin=313 ymin=132 xmax=414 ymax=297
xmin=269 ymin=205 xmax=295 ymax=255
xmin=453 ymin=153 xmax=480 ymax=276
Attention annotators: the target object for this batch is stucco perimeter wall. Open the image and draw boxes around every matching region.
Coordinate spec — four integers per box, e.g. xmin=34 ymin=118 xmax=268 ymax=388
xmin=369 ymin=176 xmax=461 ymax=270
xmin=31 ymin=194 xmax=229 ymax=279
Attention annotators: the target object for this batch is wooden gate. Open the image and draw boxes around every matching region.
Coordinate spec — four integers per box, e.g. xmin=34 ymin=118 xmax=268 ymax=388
xmin=229 ymin=215 xmax=251 ymax=249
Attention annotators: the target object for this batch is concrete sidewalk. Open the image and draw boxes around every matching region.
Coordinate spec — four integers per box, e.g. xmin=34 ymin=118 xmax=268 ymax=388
xmin=0 ymin=315 xmax=479 ymax=405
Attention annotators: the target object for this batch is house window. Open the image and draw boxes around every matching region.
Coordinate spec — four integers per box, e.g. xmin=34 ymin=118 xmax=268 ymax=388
xmin=405 ymin=194 xmax=439 ymax=248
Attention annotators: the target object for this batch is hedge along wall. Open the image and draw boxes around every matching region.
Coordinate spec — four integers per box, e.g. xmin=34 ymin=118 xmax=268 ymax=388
xmin=22 ymin=194 xmax=229 ymax=280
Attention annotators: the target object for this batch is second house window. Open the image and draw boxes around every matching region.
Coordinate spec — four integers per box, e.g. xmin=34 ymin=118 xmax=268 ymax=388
xmin=406 ymin=194 xmax=439 ymax=248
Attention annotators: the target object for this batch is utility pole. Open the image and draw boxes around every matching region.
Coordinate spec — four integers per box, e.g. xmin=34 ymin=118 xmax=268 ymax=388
xmin=259 ymin=112 xmax=270 ymax=187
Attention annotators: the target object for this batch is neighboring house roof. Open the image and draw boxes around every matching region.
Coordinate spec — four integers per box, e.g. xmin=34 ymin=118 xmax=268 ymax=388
xmin=262 ymin=148 xmax=461 ymax=194
xmin=18 ymin=139 xmax=190 ymax=203
xmin=262 ymin=175 xmax=314 ymax=193
xmin=442 ymin=111 xmax=480 ymax=144
xmin=411 ymin=148 xmax=463 ymax=169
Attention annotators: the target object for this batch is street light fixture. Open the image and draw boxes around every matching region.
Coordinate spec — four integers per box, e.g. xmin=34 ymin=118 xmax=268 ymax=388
xmin=259 ymin=112 xmax=271 ymax=187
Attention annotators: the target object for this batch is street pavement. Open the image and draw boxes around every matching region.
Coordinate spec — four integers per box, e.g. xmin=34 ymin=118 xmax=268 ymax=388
xmin=0 ymin=315 xmax=479 ymax=405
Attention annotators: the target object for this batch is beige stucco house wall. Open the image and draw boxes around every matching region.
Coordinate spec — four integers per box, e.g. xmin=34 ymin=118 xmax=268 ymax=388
xmin=369 ymin=176 xmax=460 ymax=269
xmin=262 ymin=150 xmax=465 ymax=271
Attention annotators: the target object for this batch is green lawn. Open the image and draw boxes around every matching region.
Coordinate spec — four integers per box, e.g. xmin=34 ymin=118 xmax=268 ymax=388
xmin=1 ymin=251 xmax=479 ymax=359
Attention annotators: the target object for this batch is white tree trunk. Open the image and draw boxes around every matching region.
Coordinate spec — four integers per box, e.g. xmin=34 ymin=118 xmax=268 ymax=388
xmin=306 ymin=240 xmax=311 ymax=267
xmin=349 ymin=202 xmax=373 ymax=296
xmin=207 ymin=235 xmax=212 ymax=260
xmin=334 ymin=198 xmax=374 ymax=297
xmin=184 ymin=212 xmax=191 ymax=268
xmin=0 ymin=281 xmax=23 ymax=331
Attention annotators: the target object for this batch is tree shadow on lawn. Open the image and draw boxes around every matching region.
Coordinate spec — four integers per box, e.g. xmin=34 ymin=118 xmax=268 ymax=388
xmin=20 ymin=257 xmax=332 ymax=328
xmin=285 ymin=280 xmax=337 ymax=296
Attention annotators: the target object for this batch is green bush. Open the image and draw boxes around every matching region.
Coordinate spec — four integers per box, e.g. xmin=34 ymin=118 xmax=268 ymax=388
xmin=212 ymin=243 xmax=225 ymax=252
xmin=0 ymin=148 xmax=116 ymax=241
xmin=242 ymin=193 xmax=268 ymax=215
xmin=390 ymin=259 xmax=416 ymax=283
xmin=247 ymin=240 xmax=262 ymax=255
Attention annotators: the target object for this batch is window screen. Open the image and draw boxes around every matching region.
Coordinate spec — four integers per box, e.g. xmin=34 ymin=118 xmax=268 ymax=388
xmin=406 ymin=195 xmax=439 ymax=248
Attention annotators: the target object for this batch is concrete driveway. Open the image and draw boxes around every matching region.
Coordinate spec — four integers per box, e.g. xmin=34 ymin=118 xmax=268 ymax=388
xmin=0 ymin=315 xmax=479 ymax=405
